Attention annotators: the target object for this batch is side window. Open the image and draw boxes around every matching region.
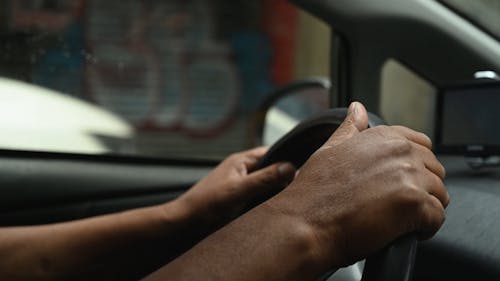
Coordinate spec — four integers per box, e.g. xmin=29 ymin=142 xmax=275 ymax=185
xmin=0 ymin=0 xmax=330 ymax=160
xmin=380 ymin=59 xmax=437 ymax=140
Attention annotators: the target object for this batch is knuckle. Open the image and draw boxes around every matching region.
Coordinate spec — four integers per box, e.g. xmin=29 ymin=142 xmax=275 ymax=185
xmin=432 ymin=172 xmax=445 ymax=187
xmin=434 ymin=180 xmax=450 ymax=207
xmin=392 ymin=125 xmax=409 ymax=132
xmin=377 ymin=125 xmax=391 ymax=131
xmin=438 ymin=163 xmax=447 ymax=178
xmin=270 ymin=165 xmax=282 ymax=180
xmin=392 ymin=166 xmax=413 ymax=188
xmin=425 ymin=153 xmax=446 ymax=179
xmin=394 ymin=125 xmax=432 ymax=145
xmin=421 ymin=132 xmax=433 ymax=146
xmin=399 ymin=161 xmax=418 ymax=174
xmin=397 ymin=185 xmax=424 ymax=209
xmin=226 ymin=153 xmax=240 ymax=162
xmin=416 ymin=131 xmax=433 ymax=146
xmin=437 ymin=206 xmax=446 ymax=226
xmin=421 ymin=198 xmax=446 ymax=231
xmin=430 ymin=177 xmax=443 ymax=194
xmin=261 ymin=166 xmax=282 ymax=186
xmin=372 ymin=125 xmax=391 ymax=135
xmin=389 ymin=139 xmax=413 ymax=155
xmin=444 ymin=191 xmax=450 ymax=208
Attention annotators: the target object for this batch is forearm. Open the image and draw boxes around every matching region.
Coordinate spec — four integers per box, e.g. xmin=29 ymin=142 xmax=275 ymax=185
xmin=144 ymin=203 xmax=329 ymax=281
xmin=0 ymin=147 xmax=297 ymax=281
xmin=0 ymin=200 xmax=201 ymax=281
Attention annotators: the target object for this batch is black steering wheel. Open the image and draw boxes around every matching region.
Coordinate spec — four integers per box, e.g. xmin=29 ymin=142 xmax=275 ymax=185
xmin=251 ymin=108 xmax=417 ymax=281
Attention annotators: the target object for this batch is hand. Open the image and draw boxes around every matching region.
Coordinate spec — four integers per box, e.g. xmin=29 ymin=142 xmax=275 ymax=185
xmin=266 ymin=102 xmax=449 ymax=268
xmin=177 ymin=147 xmax=296 ymax=228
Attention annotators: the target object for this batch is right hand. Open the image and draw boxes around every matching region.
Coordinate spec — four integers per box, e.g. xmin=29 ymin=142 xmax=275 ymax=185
xmin=265 ymin=102 xmax=449 ymax=269
xmin=175 ymin=147 xmax=295 ymax=229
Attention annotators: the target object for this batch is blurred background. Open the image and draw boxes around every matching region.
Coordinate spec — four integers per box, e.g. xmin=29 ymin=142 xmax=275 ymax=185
xmin=0 ymin=0 xmax=330 ymax=159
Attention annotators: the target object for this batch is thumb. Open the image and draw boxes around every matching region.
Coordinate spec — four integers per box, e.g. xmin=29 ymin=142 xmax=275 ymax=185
xmin=324 ymin=101 xmax=369 ymax=147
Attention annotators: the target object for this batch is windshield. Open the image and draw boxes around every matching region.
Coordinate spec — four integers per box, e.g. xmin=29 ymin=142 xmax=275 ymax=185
xmin=0 ymin=0 xmax=330 ymax=160
xmin=440 ymin=0 xmax=500 ymax=40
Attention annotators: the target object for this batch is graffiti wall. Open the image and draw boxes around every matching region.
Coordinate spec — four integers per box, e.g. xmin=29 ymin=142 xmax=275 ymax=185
xmin=1 ymin=0 xmax=299 ymax=159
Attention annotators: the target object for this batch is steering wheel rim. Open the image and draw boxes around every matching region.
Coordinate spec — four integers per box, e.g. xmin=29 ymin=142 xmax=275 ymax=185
xmin=250 ymin=108 xmax=417 ymax=281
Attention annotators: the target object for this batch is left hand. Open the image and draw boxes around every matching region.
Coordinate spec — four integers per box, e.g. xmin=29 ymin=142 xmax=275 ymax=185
xmin=176 ymin=147 xmax=296 ymax=227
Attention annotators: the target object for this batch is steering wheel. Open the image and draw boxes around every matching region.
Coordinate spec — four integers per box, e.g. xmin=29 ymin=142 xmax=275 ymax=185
xmin=251 ymin=108 xmax=417 ymax=281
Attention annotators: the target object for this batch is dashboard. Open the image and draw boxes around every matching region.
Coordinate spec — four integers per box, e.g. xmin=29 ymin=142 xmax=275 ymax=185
xmin=327 ymin=156 xmax=500 ymax=281
xmin=415 ymin=156 xmax=500 ymax=280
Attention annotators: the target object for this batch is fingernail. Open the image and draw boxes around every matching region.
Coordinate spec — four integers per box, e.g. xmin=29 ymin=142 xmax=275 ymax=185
xmin=278 ymin=163 xmax=295 ymax=177
xmin=348 ymin=102 xmax=358 ymax=115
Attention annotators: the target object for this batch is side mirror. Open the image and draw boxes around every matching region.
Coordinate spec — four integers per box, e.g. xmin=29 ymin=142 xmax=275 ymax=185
xmin=250 ymin=77 xmax=331 ymax=146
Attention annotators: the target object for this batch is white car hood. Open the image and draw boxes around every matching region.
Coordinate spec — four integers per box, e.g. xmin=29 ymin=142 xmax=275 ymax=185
xmin=0 ymin=77 xmax=133 ymax=154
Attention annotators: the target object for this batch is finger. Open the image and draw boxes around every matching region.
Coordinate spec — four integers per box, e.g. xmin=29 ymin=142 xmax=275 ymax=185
xmin=235 ymin=147 xmax=269 ymax=171
xmin=413 ymin=143 xmax=446 ymax=180
xmin=416 ymin=195 xmax=446 ymax=240
xmin=240 ymin=162 xmax=296 ymax=199
xmin=244 ymin=146 xmax=269 ymax=158
xmin=421 ymin=169 xmax=449 ymax=208
xmin=324 ymin=101 xmax=369 ymax=147
xmin=391 ymin=126 xmax=433 ymax=150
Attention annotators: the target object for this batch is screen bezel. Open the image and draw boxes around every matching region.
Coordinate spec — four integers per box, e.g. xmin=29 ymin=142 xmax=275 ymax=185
xmin=435 ymin=81 xmax=500 ymax=156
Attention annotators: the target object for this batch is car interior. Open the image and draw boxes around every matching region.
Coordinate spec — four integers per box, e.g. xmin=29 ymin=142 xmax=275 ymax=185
xmin=1 ymin=0 xmax=500 ymax=280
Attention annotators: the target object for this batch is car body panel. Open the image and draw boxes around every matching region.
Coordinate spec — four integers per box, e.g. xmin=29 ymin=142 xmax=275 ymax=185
xmin=0 ymin=77 xmax=133 ymax=153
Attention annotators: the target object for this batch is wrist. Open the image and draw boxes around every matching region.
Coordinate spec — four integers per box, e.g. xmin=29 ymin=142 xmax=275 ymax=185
xmin=256 ymin=200 xmax=335 ymax=275
xmin=157 ymin=198 xmax=195 ymax=227
xmin=159 ymin=196 xmax=218 ymax=237
xmin=263 ymin=192 xmax=345 ymax=272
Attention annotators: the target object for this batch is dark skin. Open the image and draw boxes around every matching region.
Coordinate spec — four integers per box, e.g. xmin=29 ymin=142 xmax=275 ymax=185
xmin=144 ymin=102 xmax=448 ymax=281
xmin=0 ymin=102 xmax=448 ymax=281
xmin=0 ymin=148 xmax=296 ymax=281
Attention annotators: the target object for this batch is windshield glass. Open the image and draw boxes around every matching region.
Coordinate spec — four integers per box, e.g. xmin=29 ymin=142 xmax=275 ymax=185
xmin=0 ymin=0 xmax=330 ymax=160
xmin=440 ymin=0 xmax=500 ymax=40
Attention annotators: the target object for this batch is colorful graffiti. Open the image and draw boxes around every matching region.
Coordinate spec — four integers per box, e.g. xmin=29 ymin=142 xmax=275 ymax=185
xmin=3 ymin=0 xmax=299 ymax=157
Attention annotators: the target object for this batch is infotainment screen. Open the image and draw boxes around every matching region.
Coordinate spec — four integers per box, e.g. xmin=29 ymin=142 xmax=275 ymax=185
xmin=436 ymin=82 xmax=500 ymax=155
